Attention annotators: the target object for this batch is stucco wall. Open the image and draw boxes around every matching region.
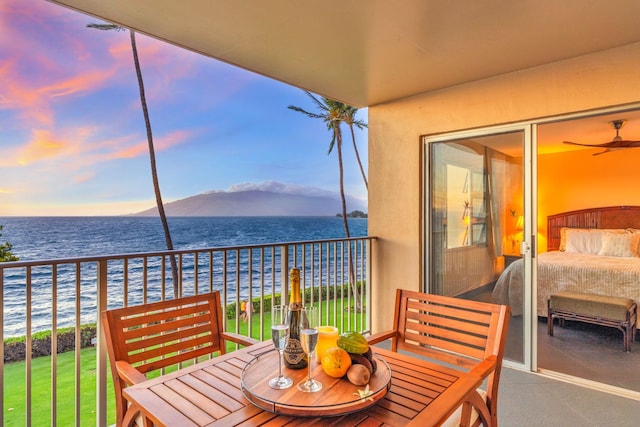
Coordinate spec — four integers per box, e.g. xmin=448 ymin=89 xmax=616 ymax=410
xmin=368 ymin=42 xmax=640 ymax=333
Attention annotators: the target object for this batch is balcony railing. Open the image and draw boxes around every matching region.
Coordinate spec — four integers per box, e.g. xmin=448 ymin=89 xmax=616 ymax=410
xmin=0 ymin=236 xmax=375 ymax=426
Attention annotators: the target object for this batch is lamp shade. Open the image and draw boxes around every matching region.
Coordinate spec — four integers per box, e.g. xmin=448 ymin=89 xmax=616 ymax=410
xmin=515 ymin=215 xmax=524 ymax=231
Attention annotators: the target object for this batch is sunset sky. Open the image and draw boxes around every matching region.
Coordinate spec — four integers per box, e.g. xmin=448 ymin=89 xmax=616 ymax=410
xmin=0 ymin=0 xmax=368 ymax=216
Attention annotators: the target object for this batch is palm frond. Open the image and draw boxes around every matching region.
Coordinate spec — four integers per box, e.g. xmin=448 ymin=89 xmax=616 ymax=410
xmin=350 ymin=118 xmax=368 ymax=129
xmin=305 ymin=91 xmax=329 ymax=113
xmin=328 ymin=133 xmax=336 ymax=154
xmin=287 ymin=105 xmax=324 ymax=119
xmin=86 ymin=23 xmax=125 ymax=32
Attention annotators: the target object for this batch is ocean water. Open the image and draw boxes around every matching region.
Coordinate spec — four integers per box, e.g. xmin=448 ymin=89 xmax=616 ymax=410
xmin=1 ymin=216 xmax=367 ymax=260
xmin=0 ymin=216 xmax=367 ymax=337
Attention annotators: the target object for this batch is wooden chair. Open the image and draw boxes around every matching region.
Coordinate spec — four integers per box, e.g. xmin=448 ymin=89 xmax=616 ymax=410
xmin=368 ymin=289 xmax=510 ymax=427
xmin=101 ymin=292 xmax=259 ymax=427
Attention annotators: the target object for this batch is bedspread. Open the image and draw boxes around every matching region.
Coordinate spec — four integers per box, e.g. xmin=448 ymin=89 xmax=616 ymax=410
xmin=492 ymin=251 xmax=640 ymax=319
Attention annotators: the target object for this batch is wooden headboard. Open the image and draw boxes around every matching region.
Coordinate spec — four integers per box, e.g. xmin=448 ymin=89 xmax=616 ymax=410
xmin=547 ymin=206 xmax=640 ymax=251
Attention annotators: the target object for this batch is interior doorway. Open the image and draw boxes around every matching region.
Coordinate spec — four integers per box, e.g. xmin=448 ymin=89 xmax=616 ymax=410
xmin=535 ymin=112 xmax=640 ymax=392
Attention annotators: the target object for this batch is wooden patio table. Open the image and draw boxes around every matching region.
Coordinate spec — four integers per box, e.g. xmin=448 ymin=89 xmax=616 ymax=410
xmin=121 ymin=340 xmax=482 ymax=427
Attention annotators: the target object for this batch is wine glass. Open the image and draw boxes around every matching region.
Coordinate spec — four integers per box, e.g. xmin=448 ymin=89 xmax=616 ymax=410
xmin=269 ymin=305 xmax=293 ymax=389
xmin=298 ymin=306 xmax=322 ymax=392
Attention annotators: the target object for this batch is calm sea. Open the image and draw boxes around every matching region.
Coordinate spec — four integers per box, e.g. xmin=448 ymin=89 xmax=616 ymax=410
xmin=0 ymin=216 xmax=367 ymax=337
xmin=1 ymin=216 xmax=367 ymax=260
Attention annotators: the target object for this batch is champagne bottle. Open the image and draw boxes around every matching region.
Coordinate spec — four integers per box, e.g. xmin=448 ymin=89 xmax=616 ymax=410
xmin=283 ymin=267 xmax=308 ymax=369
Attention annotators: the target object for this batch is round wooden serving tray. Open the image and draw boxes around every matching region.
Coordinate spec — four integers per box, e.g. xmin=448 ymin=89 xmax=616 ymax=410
xmin=241 ymin=349 xmax=391 ymax=417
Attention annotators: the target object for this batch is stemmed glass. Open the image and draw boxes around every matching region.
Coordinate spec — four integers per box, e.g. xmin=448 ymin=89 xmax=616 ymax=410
xmin=269 ymin=305 xmax=293 ymax=389
xmin=298 ymin=306 xmax=322 ymax=392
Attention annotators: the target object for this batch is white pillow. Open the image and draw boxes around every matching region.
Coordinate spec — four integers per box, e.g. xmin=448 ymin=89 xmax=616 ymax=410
xmin=559 ymin=227 xmax=570 ymax=251
xmin=564 ymin=229 xmax=598 ymax=254
xmin=563 ymin=228 xmax=629 ymax=254
xmin=598 ymin=233 xmax=640 ymax=258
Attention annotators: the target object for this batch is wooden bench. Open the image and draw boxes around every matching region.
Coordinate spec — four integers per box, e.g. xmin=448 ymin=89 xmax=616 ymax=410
xmin=547 ymin=291 xmax=637 ymax=352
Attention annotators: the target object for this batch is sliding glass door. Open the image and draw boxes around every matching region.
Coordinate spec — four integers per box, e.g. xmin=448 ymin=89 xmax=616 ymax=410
xmin=425 ymin=126 xmax=532 ymax=366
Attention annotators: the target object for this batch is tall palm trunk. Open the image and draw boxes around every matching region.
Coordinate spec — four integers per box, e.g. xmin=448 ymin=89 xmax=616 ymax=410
xmin=288 ymin=93 xmax=362 ymax=309
xmin=348 ymin=124 xmax=368 ymax=189
xmin=129 ymin=31 xmax=180 ymax=297
xmin=335 ymin=128 xmax=360 ymax=310
xmin=336 ymin=132 xmax=350 ymax=238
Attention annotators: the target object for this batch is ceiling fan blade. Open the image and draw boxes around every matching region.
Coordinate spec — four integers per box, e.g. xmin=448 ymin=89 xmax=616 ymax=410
xmin=564 ymin=120 xmax=640 ymax=152
xmin=615 ymin=140 xmax=640 ymax=146
xmin=562 ymin=140 xmax=616 ymax=147
xmin=592 ymin=149 xmax=612 ymax=156
xmin=591 ymin=142 xmax=640 ymax=156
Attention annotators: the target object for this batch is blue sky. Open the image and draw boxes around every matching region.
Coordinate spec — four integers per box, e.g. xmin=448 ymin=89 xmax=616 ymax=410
xmin=0 ymin=0 xmax=368 ymax=216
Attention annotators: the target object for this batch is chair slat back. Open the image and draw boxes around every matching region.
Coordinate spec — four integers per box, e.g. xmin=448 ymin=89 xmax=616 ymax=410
xmin=388 ymin=289 xmax=510 ymax=426
xmin=102 ymin=292 xmax=226 ymax=375
xmin=393 ymin=289 xmax=509 ymax=370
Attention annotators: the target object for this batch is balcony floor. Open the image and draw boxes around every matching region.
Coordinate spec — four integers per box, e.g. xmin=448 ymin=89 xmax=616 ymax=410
xmin=499 ymin=367 xmax=638 ymax=426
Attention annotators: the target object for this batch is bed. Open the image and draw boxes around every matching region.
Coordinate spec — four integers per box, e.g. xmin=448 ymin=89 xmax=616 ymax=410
xmin=492 ymin=206 xmax=640 ymax=325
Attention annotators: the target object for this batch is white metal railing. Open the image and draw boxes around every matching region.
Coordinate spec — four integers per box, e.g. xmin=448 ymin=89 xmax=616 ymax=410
xmin=0 ymin=236 xmax=375 ymax=426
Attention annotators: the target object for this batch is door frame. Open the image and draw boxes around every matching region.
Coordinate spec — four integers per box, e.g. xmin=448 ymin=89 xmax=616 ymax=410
xmin=423 ymin=102 xmax=640 ymax=395
xmin=423 ymin=122 xmax=536 ymax=372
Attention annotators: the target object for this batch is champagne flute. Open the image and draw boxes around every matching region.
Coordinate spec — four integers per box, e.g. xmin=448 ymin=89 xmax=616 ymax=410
xmin=298 ymin=306 xmax=322 ymax=392
xmin=269 ymin=305 xmax=293 ymax=389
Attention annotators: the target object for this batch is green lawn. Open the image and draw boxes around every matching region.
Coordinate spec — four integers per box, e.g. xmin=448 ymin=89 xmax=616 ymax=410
xmin=4 ymin=347 xmax=115 ymax=427
xmin=3 ymin=298 xmax=366 ymax=426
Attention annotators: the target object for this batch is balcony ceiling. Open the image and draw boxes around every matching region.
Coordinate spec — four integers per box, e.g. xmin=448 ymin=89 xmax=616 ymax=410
xmin=49 ymin=0 xmax=640 ymax=108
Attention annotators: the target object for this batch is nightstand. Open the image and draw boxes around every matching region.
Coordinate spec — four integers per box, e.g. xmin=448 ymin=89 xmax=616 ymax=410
xmin=504 ymin=254 xmax=522 ymax=268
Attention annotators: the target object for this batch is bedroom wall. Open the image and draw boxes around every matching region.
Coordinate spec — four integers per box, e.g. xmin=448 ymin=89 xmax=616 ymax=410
xmin=537 ymin=148 xmax=640 ymax=252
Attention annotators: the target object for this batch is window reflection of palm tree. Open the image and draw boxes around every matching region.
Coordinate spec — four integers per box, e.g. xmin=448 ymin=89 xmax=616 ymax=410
xmin=462 ymin=201 xmax=470 ymax=246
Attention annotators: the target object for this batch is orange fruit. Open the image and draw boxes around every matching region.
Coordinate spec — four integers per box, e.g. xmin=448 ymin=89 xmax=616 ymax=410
xmin=321 ymin=347 xmax=352 ymax=378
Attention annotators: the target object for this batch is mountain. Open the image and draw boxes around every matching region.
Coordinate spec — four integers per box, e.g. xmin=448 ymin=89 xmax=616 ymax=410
xmin=133 ymin=190 xmax=367 ymax=216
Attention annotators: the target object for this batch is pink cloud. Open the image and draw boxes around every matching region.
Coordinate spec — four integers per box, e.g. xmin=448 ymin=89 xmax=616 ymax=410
xmin=104 ymin=33 xmax=199 ymax=105
xmin=15 ymin=129 xmax=67 ymax=166
xmin=0 ymin=65 xmax=116 ymax=129
xmin=0 ymin=4 xmax=120 ymax=129
xmin=40 ymin=69 xmax=116 ymax=98
xmin=107 ymin=130 xmax=195 ymax=160
xmin=2 ymin=125 xmax=196 ymax=169
xmin=1 ymin=1 xmax=209 ymax=174
xmin=73 ymin=171 xmax=96 ymax=184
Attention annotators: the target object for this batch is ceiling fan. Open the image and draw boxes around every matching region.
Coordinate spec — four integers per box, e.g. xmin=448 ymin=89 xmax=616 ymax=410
xmin=562 ymin=119 xmax=640 ymax=156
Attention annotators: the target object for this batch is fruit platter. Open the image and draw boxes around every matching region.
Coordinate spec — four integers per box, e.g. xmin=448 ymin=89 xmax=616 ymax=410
xmin=240 ymin=331 xmax=392 ymax=417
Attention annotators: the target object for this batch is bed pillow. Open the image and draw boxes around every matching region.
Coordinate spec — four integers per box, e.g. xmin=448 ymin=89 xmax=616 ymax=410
xmin=561 ymin=228 xmax=628 ymax=253
xmin=559 ymin=227 xmax=590 ymax=251
xmin=627 ymin=228 xmax=640 ymax=254
xmin=564 ymin=229 xmax=599 ymax=254
xmin=598 ymin=232 xmax=640 ymax=258
xmin=559 ymin=227 xmax=569 ymax=251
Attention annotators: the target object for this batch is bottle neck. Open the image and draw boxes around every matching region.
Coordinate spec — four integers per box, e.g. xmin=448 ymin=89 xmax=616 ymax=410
xmin=289 ymin=268 xmax=302 ymax=309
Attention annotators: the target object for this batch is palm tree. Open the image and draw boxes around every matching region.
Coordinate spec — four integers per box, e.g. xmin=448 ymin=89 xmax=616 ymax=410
xmin=288 ymin=92 xmax=361 ymax=307
xmin=88 ymin=24 xmax=180 ymax=297
xmin=340 ymin=105 xmax=368 ymax=189
xmin=0 ymin=225 xmax=19 ymax=262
